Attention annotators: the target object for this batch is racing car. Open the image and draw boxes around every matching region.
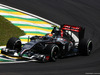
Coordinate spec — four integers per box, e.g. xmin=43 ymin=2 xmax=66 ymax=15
xmin=1 ymin=24 xmax=93 ymax=62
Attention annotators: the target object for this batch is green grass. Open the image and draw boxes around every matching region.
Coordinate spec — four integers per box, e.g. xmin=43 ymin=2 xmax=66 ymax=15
xmin=0 ymin=15 xmax=25 ymax=46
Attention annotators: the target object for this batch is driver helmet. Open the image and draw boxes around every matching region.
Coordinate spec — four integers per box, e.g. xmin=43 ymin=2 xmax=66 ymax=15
xmin=45 ymin=33 xmax=53 ymax=37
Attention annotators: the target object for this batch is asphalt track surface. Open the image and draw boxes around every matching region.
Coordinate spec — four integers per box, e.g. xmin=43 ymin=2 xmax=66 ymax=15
xmin=0 ymin=0 xmax=100 ymax=75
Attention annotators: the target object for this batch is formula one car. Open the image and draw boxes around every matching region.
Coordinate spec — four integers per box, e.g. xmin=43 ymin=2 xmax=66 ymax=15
xmin=1 ymin=24 xmax=93 ymax=62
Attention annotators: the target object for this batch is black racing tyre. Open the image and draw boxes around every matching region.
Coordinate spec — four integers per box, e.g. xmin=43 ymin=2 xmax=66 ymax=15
xmin=6 ymin=37 xmax=22 ymax=52
xmin=78 ymin=38 xmax=93 ymax=56
xmin=44 ymin=44 xmax=60 ymax=62
xmin=59 ymin=43 xmax=72 ymax=58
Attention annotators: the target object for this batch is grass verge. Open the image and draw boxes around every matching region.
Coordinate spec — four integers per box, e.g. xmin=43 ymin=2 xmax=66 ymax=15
xmin=0 ymin=15 xmax=25 ymax=46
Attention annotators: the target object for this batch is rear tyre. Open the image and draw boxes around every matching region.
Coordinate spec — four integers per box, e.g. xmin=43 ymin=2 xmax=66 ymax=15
xmin=44 ymin=44 xmax=59 ymax=62
xmin=7 ymin=37 xmax=22 ymax=52
xmin=78 ymin=38 xmax=93 ymax=56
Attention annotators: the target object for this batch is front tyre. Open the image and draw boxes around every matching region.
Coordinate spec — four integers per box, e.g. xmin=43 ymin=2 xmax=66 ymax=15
xmin=78 ymin=38 xmax=93 ymax=56
xmin=44 ymin=44 xmax=60 ymax=62
xmin=6 ymin=37 xmax=22 ymax=52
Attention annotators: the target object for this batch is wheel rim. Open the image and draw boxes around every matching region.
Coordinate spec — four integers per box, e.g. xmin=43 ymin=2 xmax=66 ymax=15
xmin=51 ymin=46 xmax=59 ymax=61
xmin=53 ymin=50 xmax=57 ymax=59
xmin=87 ymin=41 xmax=92 ymax=54
xmin=14 ymin=40 xmax=21 ymax=52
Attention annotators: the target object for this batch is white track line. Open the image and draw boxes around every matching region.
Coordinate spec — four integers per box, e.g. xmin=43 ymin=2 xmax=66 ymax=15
xmin=0 ymin=46 xmax=6 ymax=49
xmin=21 ymin=29 xmax=50 ymax=33
xmin=0 ymin=13 xmax=37 ymax=19
xmin=11 ymin=21 xmax=52 ymax=27
xmin=0 ymin=61 xmax=29 ymax=64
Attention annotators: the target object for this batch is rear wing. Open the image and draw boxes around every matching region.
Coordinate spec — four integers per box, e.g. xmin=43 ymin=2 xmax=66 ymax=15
xmin=62 ymin=25 xmax=81 ymax=32
xmin=61 ymin=24 xmax=85 ymax=41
